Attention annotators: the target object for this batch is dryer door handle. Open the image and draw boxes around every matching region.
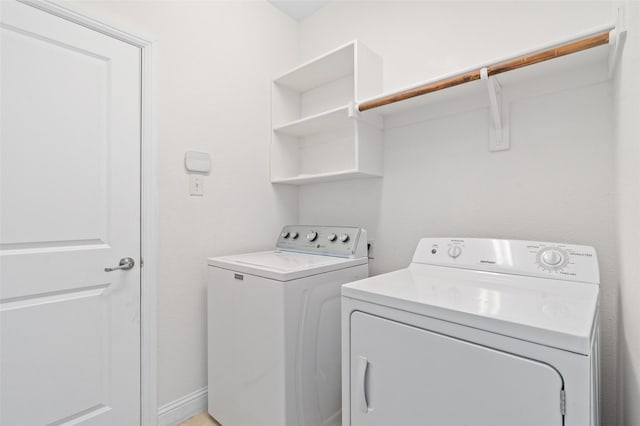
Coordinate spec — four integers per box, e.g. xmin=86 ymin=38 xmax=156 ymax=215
xmin=357 ymin=356 xmax=371 ymax=413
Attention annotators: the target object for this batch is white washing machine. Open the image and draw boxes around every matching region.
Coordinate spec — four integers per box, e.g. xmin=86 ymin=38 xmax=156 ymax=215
xmin=208 ymin=225 xmax=369 ymax=426
xmin=342 ymin=238 xmax=600 ymax=426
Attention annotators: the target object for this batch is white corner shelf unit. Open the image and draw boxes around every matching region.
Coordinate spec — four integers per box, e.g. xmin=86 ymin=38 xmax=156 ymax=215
xmin=271 ymin=40 xmax=383 ymax=185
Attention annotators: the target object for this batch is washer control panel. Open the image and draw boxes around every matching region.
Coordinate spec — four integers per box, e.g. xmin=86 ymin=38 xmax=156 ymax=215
xmin=276 ymin=225 xmax=367 ymax=258
xmin=537 ymin=247 xmax=569 ymax=270
xmin=412 ymin=238 xmax=599 ymax=284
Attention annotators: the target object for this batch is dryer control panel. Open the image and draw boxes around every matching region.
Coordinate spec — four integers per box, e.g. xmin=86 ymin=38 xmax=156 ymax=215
xmin=412 ymin=238 xmax=599 ymax=284
xmin=276 ymin=225 xmax=368 ymax=259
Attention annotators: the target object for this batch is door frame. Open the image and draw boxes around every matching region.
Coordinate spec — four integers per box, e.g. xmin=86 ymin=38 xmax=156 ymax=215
xmin=16 ymin=1 xmax=158 ymax=424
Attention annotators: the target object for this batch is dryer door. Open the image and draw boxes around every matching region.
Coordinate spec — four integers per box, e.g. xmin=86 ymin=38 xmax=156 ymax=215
xmin=349 ymin=312 xmax=564 ymax=426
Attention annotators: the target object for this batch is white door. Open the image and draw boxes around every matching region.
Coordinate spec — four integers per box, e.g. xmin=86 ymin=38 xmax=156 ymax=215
xmin=349 ymin=312 xmax=564 ymax=426
xmin=0 ymin=2 xmax=141 ymax=425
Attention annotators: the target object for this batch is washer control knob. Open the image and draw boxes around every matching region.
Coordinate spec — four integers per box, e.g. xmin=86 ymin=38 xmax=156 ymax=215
xmin=327 ymin=233 xmax=337 ymax=242
xmin=339 ymin=234 xmax=350 ymax=243
xmin=448 ymin=246 xmax=462 ymax=259
xmin=306 ymin=231 xmax=318 ymax=242
xmin=541 ymin=249 xmax=564 ymax=266
xmin=291 ymin=232 xmax=299 ymax=239
xmin=281 ymin=231 xmax=290 ymax=239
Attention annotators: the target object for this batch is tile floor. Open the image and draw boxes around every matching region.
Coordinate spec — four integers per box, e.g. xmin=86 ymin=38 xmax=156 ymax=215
xmin=179 ymin=412 xmax=220 ymax=426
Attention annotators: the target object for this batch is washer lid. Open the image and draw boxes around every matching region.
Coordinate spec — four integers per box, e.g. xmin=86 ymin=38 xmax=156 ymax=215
xmin=342 ymin=264 xmax=599 ymax=355
xmin=208 ymin=250 xmax=367 ymax=281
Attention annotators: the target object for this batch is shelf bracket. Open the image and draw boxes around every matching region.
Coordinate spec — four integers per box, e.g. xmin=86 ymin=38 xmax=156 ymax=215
xmin=481 ymin=67 xmax=510 ymax=152
xmin=608 ymin=7 xmax=628 ymax=79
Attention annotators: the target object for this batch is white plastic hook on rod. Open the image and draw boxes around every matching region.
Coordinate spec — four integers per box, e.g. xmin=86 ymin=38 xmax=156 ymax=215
xmin=481 ymin=67 xmax=509 ymax=152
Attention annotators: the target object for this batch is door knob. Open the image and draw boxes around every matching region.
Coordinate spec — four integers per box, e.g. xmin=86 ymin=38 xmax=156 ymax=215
xmin=104 ymin=257 xmax=135 ymax=272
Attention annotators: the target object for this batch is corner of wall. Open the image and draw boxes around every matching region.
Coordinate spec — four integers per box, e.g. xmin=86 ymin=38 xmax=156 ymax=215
xmin=613 ymin=0 xmax=640 ymax=424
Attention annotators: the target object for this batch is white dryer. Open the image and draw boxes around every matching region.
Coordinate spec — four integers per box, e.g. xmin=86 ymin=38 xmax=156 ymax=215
xmin=342 ymin=238 xmax=600 ymax=426
xmin=208 ymin=225 xmax=369 ymax=426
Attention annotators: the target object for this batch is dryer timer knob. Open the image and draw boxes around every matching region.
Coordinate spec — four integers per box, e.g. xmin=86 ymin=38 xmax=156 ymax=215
xmin=307 ymin=232 xmax=318 ymax=242
xmin=448 ymin=246 xmax=462 ymax=259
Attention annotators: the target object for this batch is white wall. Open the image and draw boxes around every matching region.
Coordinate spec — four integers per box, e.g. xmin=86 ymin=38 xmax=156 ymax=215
xmin=613 ymin=1 xmax=640 ymax=425
xmin=53 ymin=2 xmax=635 ymax=424
xmin=297 ymin=1 xmax=620 ymax=423
xmin=66 ymin=0 xmax=300 ymax=410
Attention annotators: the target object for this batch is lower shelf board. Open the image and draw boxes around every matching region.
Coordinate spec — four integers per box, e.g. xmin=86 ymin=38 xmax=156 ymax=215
xmin=271 ymin=170 xmax=383 ymax=185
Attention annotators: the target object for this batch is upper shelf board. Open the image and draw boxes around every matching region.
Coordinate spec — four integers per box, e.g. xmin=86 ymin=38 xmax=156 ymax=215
xmin=273 ymin=105 xmax=351 ymax=137
xmin=358 ymin=26 xmax=616 ymax=116
xmin=274 ymin=41 xmax=356 ymax=93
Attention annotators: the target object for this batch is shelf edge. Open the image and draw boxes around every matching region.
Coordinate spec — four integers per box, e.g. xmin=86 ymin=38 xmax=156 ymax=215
xmin=272 ymin=40 xmax=358 ymax=86
xmin=271 ymin=170 xmax=383 ymax=185
xmin=357 ymin=23 xmax=616 ymax=113
xmin=273 ymin=105 xmax=351 ymax=133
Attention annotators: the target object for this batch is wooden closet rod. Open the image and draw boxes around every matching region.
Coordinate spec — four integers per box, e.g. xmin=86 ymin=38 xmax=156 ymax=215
xmin=358 ymin=31 xmax=610 ymax=112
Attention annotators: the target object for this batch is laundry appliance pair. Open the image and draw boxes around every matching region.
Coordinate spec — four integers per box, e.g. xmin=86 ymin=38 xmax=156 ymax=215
xmin=207 ymin=229 xmax=600 ymax=426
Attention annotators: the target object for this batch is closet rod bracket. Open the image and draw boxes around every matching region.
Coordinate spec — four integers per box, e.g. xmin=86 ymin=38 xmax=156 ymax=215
xmin=481 ymin=67 xmax=509 ymax=152
xmin=349 ymin=101 xmax=384 ymax=129
xmin=608 ymin=7 xmax=628 ymax=78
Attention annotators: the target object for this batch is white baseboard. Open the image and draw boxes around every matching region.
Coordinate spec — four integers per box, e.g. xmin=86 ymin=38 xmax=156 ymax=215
xmin=157 ymin=387 xmax=208 ymax=426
